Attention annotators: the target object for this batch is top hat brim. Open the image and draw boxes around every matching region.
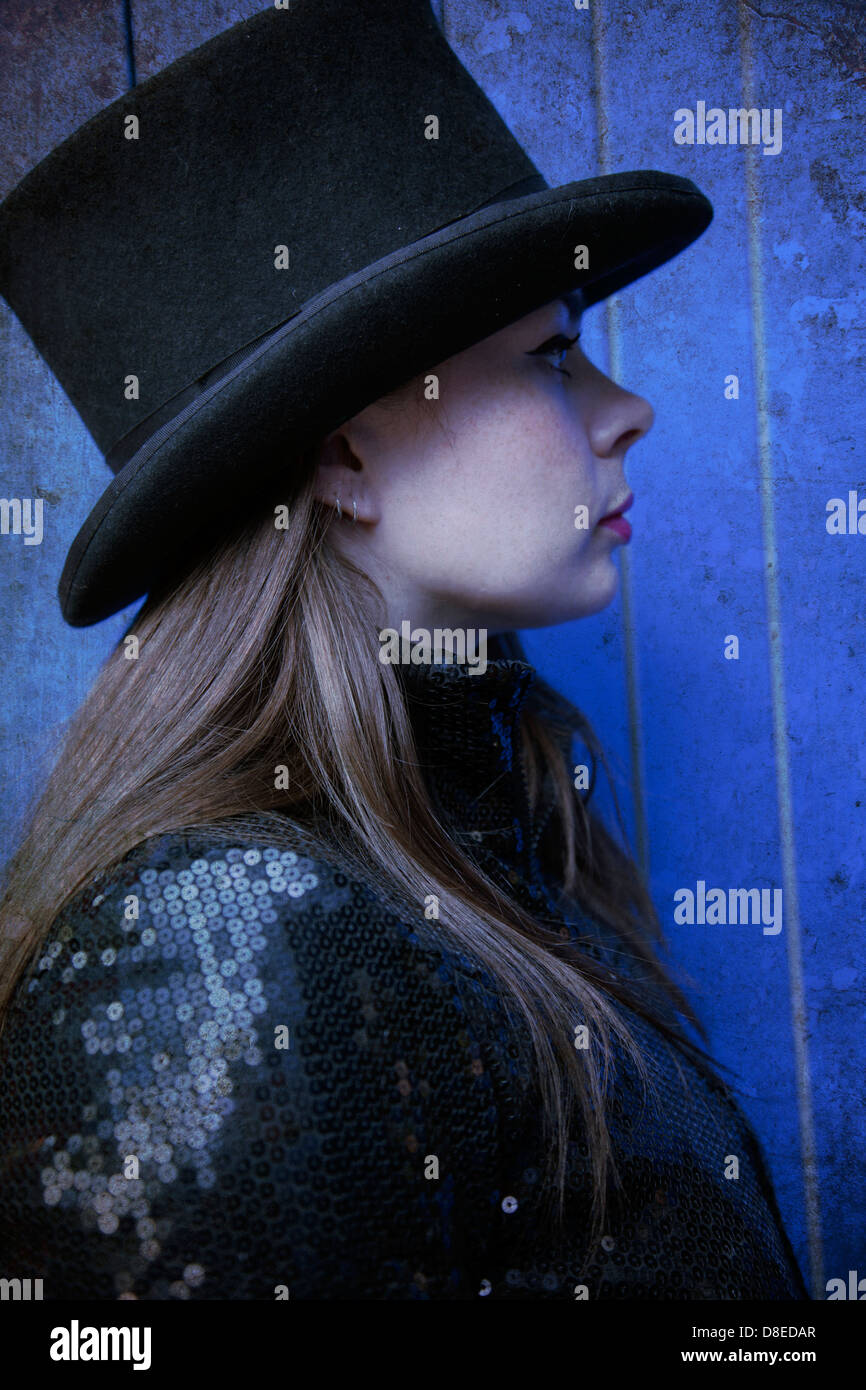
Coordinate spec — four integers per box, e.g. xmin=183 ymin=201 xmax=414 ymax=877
xmin=58 ymin=169 xmax=712 ymax=626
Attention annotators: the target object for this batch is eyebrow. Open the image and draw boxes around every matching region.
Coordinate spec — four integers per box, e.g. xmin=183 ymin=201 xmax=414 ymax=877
xmin=558 ymin=289 xmax=584 ymax=319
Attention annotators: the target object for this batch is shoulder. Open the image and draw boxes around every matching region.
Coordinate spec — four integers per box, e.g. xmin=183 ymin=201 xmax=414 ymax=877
xmin=0 ymin=822 xmax=509 ymax=1297
xmin=16 ymin=819 xmax=491 ymax=1042
xmin=36 ymin=820 xmax=403 ymax=959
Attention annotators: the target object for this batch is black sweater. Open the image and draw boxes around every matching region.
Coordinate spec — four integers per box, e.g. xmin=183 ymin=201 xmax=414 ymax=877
xmin=0 ymin=657 xmax=808 ymax=1299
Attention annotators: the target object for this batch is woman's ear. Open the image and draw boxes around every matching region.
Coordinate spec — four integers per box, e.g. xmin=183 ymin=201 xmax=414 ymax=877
xmin=312 ymin=426 xmax=378 ymax=525
xmin=312 ymin=428 xmax=362 ymax=509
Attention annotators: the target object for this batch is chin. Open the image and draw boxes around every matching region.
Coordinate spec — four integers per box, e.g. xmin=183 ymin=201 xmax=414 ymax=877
xmin=576 ymin=571 xmax=621 ymax=618
xmin=489 ymin=566 xmax=622 ymax=629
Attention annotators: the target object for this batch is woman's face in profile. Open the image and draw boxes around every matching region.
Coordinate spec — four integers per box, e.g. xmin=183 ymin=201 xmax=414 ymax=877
xmin=316 ymin=294 xmax=655 ymax=635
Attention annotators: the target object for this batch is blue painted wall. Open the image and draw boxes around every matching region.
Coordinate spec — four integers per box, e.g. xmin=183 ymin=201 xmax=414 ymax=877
xmin=1 ymin=0 xmax=863 ymax=1298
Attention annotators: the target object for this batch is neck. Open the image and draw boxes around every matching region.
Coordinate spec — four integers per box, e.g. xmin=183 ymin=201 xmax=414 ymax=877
xmin=393 ymin=656 xmax=561 ymax=883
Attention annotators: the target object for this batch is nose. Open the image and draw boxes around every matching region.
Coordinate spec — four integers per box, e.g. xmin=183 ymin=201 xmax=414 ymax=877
xmin=579 ymin=366 xmax=655 ymax=461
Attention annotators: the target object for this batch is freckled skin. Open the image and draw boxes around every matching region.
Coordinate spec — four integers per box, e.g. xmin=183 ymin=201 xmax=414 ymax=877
xmin=314 ymin=297 xmax=655 ymax=635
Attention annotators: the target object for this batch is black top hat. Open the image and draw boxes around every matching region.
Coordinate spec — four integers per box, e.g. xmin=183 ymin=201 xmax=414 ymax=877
xmin=0 ymin=0 xmax=712 ymax=627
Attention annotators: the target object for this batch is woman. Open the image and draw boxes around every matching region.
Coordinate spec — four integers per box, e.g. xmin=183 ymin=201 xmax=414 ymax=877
xmin=0 ymin=2 xmax=807 ymax=1299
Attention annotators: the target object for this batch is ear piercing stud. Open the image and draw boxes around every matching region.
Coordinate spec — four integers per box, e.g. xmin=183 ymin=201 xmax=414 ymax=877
xmin=335 ymin=495 xmax=358 ymax=524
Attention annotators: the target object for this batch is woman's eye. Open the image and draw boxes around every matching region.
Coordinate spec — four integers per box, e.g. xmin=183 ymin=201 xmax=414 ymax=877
xmin=527 ymin=332 xmax=581 ymax=378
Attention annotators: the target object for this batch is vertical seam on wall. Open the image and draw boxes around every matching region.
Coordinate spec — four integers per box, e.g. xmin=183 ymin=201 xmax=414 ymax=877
xmin=590 ymin=0 xmax=651 ymax=880
xmin=122 ymin=0 xmax=137 ymax=90
xmin=738 ymin=1 xmax=824 ymax=1298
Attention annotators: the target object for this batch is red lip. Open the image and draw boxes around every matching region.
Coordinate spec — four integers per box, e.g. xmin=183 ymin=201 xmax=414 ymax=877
xmin=597 ymin=492 xmax=634 ymax=542
xmin=598 ymin=514 xmax=632 ymax=541
xmin=598 ymin=492 xmax=634 ymax=522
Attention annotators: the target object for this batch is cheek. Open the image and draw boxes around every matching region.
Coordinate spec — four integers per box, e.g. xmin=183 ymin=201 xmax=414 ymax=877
xmin=381 ymin=374 xmax=591 ymax=558
xmin=449 ymin=383 xmax=582 ymax=496
xmin=488 ymin=395 xmax=595 ymax=535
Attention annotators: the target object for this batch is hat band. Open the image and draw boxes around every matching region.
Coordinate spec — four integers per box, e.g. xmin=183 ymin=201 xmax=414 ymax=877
xmin=102 ymin=172 xmax=548 ymax=478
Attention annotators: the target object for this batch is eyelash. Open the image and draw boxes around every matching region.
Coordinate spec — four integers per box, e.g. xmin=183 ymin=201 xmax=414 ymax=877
xmin=528 ymin=332 xmax=581 ymax=379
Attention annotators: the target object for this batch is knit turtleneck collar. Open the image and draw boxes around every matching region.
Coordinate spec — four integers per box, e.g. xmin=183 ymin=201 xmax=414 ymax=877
xmin=394 ymin=656 xmax=556 ymax=877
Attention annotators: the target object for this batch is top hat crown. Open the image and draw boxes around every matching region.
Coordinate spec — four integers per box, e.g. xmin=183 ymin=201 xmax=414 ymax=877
xmin=0 ymin=0 xmax=712 ymax=626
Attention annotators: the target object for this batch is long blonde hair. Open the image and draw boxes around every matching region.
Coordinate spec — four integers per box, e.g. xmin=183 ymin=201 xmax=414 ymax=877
xmin=0 ymin=447 xmax=716 ymax=1254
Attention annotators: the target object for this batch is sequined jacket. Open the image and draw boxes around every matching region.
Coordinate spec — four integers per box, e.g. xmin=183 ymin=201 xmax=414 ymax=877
xmin=0 ymin=658 xmax=809 ymax=1299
